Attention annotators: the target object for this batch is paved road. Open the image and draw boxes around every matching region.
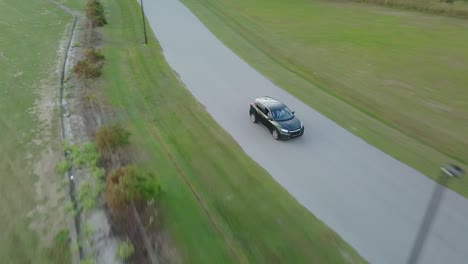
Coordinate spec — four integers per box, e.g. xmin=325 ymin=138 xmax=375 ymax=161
xmin=142 ymin=0 xmax=468 ymax=263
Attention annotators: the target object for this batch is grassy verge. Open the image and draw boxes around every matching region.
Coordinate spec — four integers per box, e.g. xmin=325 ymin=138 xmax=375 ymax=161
xmin=180 ymin=0 xmax=468 ymax=196
xmin=100 ymin=0 xmax=365 ymax=262
xmin=0 ymin=0 xmax=73 ymax=262
xmin=352 ymin=0 xmax=468 ymax=18
xmin=55 ymin=0 xmax=86 ymax=11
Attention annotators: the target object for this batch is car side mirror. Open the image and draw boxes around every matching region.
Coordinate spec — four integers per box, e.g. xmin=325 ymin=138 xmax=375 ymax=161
xmin=292 ymin=111 xmax=295 ymax=115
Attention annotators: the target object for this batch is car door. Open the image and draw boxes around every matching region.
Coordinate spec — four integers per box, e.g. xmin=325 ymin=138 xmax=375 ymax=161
xmin=262 ymin=107 xmax=275 ymax=131
xmin=254 ymin=102 xmax=267 ymax=123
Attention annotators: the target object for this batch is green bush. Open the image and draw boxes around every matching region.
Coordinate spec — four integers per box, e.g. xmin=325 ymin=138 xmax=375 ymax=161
xmin=122 ymin=167 xmax=161 ymax=202
xmin=95 ymin=180 xmax=104 ymax=195
xmin=81 ymin=142 xmax=100 ymax=167
xmin=78 ymin=182 xmax=96 ymax=210
xmin=86 ymin=0 xmax=107 ymax=27
xmin=120 ymin=166 xmax=160 ymax=202
xmin=62 ymin=141 xmax=73 ymax=153
xmin=55 ymin=159 xmax=71 ymax=175
xmin=95 ymin=124 xmax=131 ymax=153
xmin=71 ymin=142 xmax=100 ymax=168
xmin=106 ymin=165 xmax=161 ymax=212
xmin=90 ymin=166 xmax=105 ymax=181
xmin=116 ymin=240 xmax=134 ymax=260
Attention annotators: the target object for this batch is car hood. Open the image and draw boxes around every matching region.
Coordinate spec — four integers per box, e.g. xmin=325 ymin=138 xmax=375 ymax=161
xmin=277 ymin=117 xmax=302 ymax=131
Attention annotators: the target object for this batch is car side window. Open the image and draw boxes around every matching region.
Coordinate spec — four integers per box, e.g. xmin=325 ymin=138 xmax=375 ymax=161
xmin=255 ymin=103 xmax=265 ymax=114
xmin=264 ymin=108 xmax=271 ymax=118
xmin=255 ymin=102 xmax=262 ymax=110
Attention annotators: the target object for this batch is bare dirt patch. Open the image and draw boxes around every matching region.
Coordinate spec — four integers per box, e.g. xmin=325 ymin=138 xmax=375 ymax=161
xmin=26 ymin=28 xmax=71 ymax=247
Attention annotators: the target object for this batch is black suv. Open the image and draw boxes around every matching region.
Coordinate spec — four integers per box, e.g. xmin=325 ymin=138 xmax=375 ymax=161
xmin=249 ymin=96 xmax=304 ymax=140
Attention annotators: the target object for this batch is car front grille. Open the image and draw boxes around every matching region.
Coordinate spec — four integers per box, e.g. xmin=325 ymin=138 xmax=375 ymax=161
xmin=290 ymin=128 xmax=302 ymax=137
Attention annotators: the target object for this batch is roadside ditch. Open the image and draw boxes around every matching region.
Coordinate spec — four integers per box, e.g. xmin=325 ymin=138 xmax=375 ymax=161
xmin=51 ymin=1 xmax=161 ymax=263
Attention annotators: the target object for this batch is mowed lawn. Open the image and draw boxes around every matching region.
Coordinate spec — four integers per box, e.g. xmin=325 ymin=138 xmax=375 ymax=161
xmin=181 ymin=0 xmax=468 ymax=195
xmin=0 ymin=0 xmax=74 ymax=262
xmin=100 ymin=0 xmax=365 ymax=262
xmin=55 ymin=0 xmax=86 ymax=11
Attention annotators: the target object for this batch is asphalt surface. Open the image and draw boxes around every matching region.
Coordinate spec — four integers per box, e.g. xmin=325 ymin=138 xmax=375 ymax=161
xmin=142 ymin=0 xmax=468 ymax=263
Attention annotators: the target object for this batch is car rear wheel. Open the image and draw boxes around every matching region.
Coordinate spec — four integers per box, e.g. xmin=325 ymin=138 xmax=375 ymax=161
xmin=250 ymin=112 xmax=258 ymax=123
xmin=272 ymin=129 xmax=280 ymax=140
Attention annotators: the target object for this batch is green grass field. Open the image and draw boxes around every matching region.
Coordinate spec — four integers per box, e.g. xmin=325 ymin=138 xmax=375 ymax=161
xmin=55 ymin=0 xmax=86 ymax=11
xmin=180 ymin=0 xmax=468 ymax=196
xmin=100 ymin=0 xmax=365 ymax=262
xmin=0 ymin=0 xmax=77 ymax=262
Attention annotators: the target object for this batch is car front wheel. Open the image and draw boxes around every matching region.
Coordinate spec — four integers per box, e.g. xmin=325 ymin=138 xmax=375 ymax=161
xmin=272 ymin=129 xmax=280 ymax=140
xmin=250 ymin=112 xmax=258 ymax=123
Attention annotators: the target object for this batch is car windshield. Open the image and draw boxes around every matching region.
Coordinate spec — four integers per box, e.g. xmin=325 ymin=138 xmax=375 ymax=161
xmin=271 ymin=105 xmax=294 ymax=121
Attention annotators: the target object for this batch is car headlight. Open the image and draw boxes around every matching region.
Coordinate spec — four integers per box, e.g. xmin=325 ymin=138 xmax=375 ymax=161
xmin=300 ymin=122 xmax=304 ymax=128
xmin=280 ymin=128 xmax=289 ymax=133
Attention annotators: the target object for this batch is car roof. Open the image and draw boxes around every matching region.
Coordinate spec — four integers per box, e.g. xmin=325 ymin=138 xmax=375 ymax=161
xmin=255 ymin=96 xmax=285 ymax=109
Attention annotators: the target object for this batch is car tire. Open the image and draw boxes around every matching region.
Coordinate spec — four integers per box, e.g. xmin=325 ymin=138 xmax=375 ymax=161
xmin=250 ymin=112 xmax=258 ymax=123
xmin=272 ymin=129 xmax=280 ymax=140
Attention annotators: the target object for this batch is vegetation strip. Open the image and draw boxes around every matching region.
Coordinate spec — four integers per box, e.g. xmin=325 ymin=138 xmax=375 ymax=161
xmin=67 ymin=1 xmax=162 ymax=263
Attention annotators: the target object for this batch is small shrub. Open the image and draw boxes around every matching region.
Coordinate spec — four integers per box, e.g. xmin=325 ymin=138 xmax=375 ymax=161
xmin=69 ymin=144 xmax=83 ymax=165
xmin=81 ymin=142 xmax=100 ymax=167
xmin=90 ymin=166 xmax=105 ymax=181
xmin=84 ymin=48 xmax=105 ymax=63
xmin=86 ymin=0 xmax=107 ymax=27
xmin=95 ymin=124 xmax=131 ymax=153
xmin=116 ymin=240 xmax=134 ymax=261
xmin=55 ymin=159 xmax=71 ymax=175
xmin=105 ymin=167 xmax=127 ymax=212
xmin=78 ymin=182 xmax=96 ymax=210
xmin=106 ymin=165 xmax=161 ymax=211
xmin=122 ymin=167 xmax=161 ymax=202
xmin=71 ymin=142 xmax=100 ymax=168
xmin=95 ymin=180 xmax=104 ymax=195
xmin=73 ymin=59 xmax=102 ymax=79
xmin=62 ymin=141 xmax=73 ymax=154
